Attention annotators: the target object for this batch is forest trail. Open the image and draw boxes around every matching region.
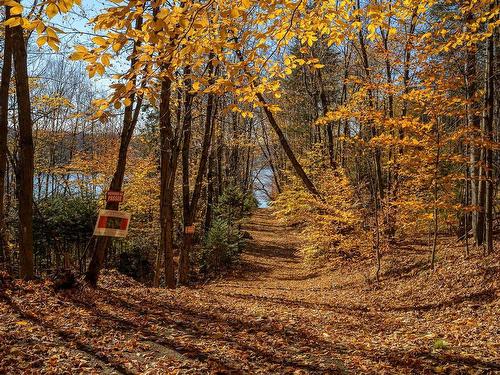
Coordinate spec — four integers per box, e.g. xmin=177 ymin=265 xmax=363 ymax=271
xmin=1 ymin=208 xmax=499 ymax=374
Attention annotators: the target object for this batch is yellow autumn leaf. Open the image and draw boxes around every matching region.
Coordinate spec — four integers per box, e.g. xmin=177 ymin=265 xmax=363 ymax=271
xmin=10 ymin=2 xmax=23 ymax=16
xmin=241 ymin=0 xmax=252 ymax=9
xmin=69 ymin=51 xmax=85 ymax=60
xmin=46 ymin=3 xmax=59 ymax=18
xmin=4 ymin=16 xmax=21 ymax=27
xmin=36 ymin=36 xmax=47 ymax=48
xmin=47 ymin=38 xmax=60 ymax=51
xmin=95 ymin=63 xmax=105 ymax=76
xmin=192 ymin=81 xmax=201 ymax=91
xmin=230 ymin=7 xmax=240 ymax=18
xmin=101 ymin=54 xmax=111 ymax=66
xmin=112 ymin=42 xmax=123 ymax=52
xmin=92 ymin=36 xmax=107 ymax=47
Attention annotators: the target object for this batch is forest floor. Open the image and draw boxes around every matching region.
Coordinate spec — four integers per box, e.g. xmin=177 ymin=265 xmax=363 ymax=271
xmin=1 ymin=209 xmax=499 ymax=374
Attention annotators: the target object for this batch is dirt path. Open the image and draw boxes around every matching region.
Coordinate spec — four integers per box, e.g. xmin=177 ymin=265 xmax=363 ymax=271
xmin=1 ymin=208 xmax=499 ymax=374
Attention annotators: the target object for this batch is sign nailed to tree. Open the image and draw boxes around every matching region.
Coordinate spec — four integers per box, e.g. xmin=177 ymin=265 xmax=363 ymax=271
xmin=94 ymin=209 xmax=131 ymax=238
xmin=106 ymin=190 xmax=124 ymax=203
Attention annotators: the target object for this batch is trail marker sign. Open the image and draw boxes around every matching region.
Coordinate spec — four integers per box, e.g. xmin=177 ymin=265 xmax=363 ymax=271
xmin=94 ymin=209 xmax=131 ymax=238
xmin=106 ymin=190 xmax=124 ymax=203
xmin=184 ymin=225 xmax=195 ymax=234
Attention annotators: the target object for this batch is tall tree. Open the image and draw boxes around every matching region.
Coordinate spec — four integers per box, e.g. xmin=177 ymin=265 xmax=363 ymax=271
xmin=11 ymin=11 xmax=34 ymax=280
xmin=0 ymin=7 xmax=13 ymax=267
xmin=484 ymin=4 xmax=496 ymax=254
xmin=85 ymin=17 xmax=144 ymax=287
xmin=179 ymin=60 xmax=217 ymax=285
xmin=465 ymin=11 xmax=485 ymax=247
xmin=157 ymin=75 xmax=182 ymax=288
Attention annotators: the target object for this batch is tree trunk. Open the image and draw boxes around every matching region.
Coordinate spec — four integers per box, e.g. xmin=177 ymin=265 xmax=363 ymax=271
xmin=484 ymin=13 xmax=495 ymax=254
xmin=401 ymin=9 xmax=417 ymax=119
xmin=381 ymin=25 xmax=397 ymax=239
xmin=358 ymin=20 xmax=384 ymax=200
xmin=256 ymin=93 xmax=320 ymax=197
xmin=0 ymin=7 xmax=13 ymax=268
xmin=233 ymin=46 xmax=320 ymax=198
xmin=85 ymin=18 xmax=143 ymax=287
xmin=242 ymin=119 xmax=253 ymax=195
xmin=464 ymin=142 xmax=470 ymax=258
xmin=179 ymin=68 xmax=195 ymax=286
xmin=12 ymin=21 xmax=34 ymax=280
xmin=431 ymin=118 xmax=441 ymax=269
xmin=464 ymin=12 xmax=485 ymax=247
xmin=216 ymin=121 xmax=224 ymax=202
xmin=204 ymin=136 xmax=215 ymax=233
xmin=259 ymin=119 xmax=282 ymax=194
xmin=339 ymin=47 xmax=351 ymax=168
xmin=316 ymin=68 xmax=336 ymax=169
xmin=158 ymin=76 xmax=179 ymax=288
xmin=179 ymin=62 xmax=217 ymax=285
xmin=85 ymin=96 xmax=143 ymax=286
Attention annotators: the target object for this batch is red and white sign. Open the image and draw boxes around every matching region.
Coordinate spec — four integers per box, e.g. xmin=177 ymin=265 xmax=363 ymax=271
xmin=184 ymin=225 xmax=195 ymax=234
xmin=106 ymin=191 xmax=124 ymax=203
xmin=94 ymin=209 xmax=131 ymax=238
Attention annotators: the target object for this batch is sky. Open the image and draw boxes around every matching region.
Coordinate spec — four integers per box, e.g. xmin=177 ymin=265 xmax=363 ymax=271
xmin=34 ymin=1 xmax=119 ymax=90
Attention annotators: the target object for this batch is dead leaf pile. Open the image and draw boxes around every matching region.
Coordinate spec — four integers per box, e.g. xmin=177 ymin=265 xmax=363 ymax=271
xmin=1 ymin=210 xmax=499 ymax=374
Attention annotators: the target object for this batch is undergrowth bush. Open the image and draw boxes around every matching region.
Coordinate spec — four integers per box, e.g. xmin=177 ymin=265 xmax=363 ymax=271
xmin=198 ymin=185 xmax=254 ymax=275
xmin=200 ymin=219 xmax=243 ymax=274
xmin=33 ymin=196 xmax=98 ymax=268
xmin=273 ymin=151 xmax=365 ymax=261
xmin=214 ymin=184 xmax=258 ymax=221
xmin=117 ymin=247 xmax=154 ymax=283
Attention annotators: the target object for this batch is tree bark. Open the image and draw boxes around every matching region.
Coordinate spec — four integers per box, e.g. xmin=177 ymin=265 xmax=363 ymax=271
xmin=179 ymin=67 xmax=195 ymax=286
xmin=0 ymin=7 xmax=13 ymax=268
xmin=464 ymin=12 xmax=485 ymax=247
xmin=340 ymin=47 xmax=351 ymax=167
xmin=317 ymin=68 xmax=336 ymax=169
xmin=85 ymin=94 xmax=143 ymax=286
xmin=204 ymin=133 xmax=216 ymax=233
xmin=216 ymin=119 xmax=224 ymax=202
xmin=157 ymin=75 xmax=181 ymax=288
xmin=260 ymin=120 xmax=282 ymax=194
xmin=12 ymin=20 xmax=34 ymax=280
xmin=484 ymin=11 xmax=495 ymax=254
xmin=431 ymin=118 xmax=441 ymax=269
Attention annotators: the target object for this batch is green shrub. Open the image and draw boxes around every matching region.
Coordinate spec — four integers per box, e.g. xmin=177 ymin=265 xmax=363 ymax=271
xmin=214 ymin=185 xmax=257 ymax=222
xmin=243 ymin=192 xmax=259 ymax=214
xmin=195 ymin=184 xmax=256 ymax=276
xmin=200 ymin=219 xmax=244 ymax=274
xmin=33 ymin=196 xmax=98 ymax=263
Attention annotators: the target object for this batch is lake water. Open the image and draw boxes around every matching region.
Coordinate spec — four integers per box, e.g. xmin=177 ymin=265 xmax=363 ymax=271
xmin=253 ymin=167 xmax=274 ymax=208
xmin=35 ymin=169 xmax=275 ymax=209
